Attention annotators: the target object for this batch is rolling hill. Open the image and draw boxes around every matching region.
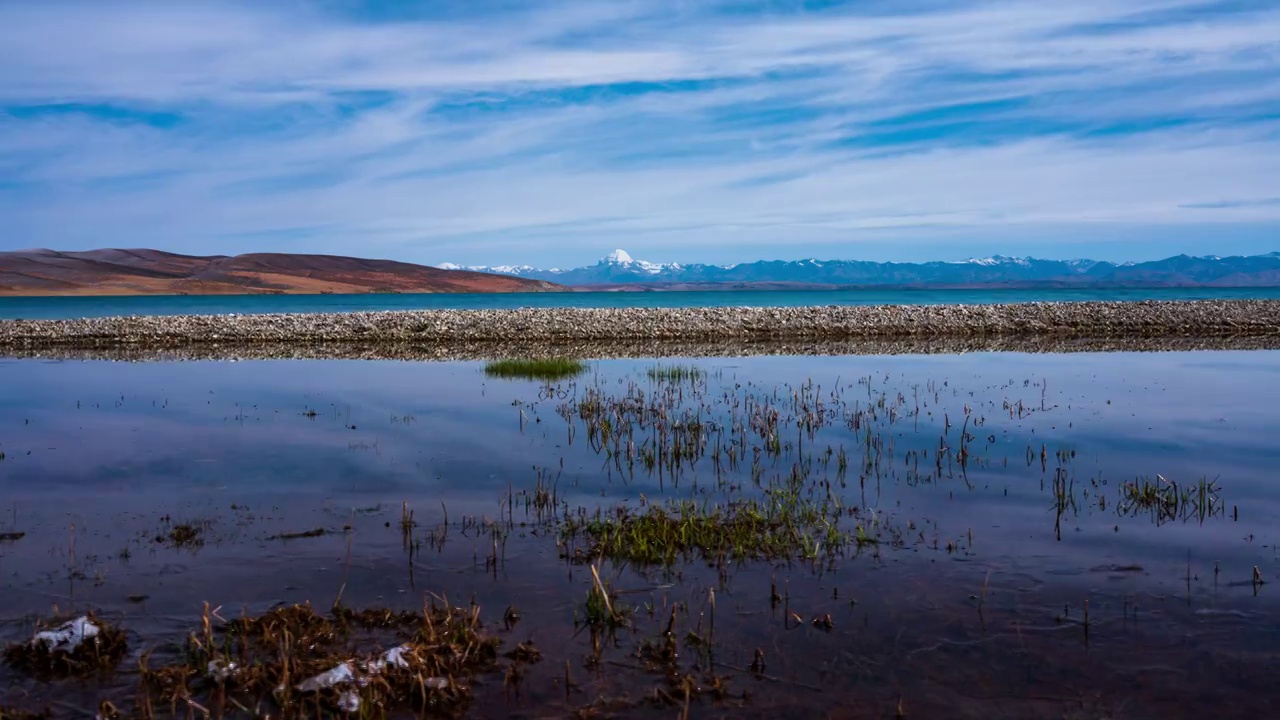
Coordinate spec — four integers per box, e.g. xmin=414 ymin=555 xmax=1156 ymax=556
xmin=0 ymin=249 xmax=564 ymax=296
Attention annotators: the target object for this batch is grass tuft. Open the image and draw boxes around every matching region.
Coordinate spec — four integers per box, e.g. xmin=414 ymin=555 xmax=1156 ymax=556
xmin=561 ymin=496 xmax=882 ymax=566
xmin=646 ymin=364 xmax=705 ymax=383
xmin=484 ymin=358 xmax=587 ymax=382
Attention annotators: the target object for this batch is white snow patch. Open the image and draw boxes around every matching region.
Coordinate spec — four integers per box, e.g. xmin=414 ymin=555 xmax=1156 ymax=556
xmin=208 ymin=659 xmax=238 ymax=682
xmin=367 ymin=644 xmax=412 ymax=673
xmin=33 ymin=617 xmax=99 ymax=653
xmin=291 ymin=644 xmax=416 ymax=697
xmin=950 ymin=255 xmax=1031 ymax=267
xmin=296 ymin=662 xmax=357 ymax=692
xmin=337 ymin=691 xmax=361 ymax=713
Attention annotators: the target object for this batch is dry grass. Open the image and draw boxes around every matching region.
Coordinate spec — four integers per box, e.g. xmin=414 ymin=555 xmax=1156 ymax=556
xmin=137 ymin=599 xmax=526 ymax=718
xmin=3 ymin=614 xmax=128 ymax=679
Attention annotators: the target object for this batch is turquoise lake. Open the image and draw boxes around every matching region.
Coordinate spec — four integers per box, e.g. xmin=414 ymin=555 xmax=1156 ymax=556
xmin=3 ymin=286 xmax=1280 ymax=319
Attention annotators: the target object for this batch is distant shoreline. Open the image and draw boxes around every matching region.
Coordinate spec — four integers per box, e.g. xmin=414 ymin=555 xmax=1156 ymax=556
xmin=2 ymin=300 xmax=1277 ymax=359
xmin=5 ymin=281 xmax=1280 ymax=298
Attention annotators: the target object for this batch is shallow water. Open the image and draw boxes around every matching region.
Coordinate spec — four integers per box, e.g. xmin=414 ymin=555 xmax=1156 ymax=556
xmin=1 ymin=352 xmax=1278 ymax=717
xmin=5 ymin=285 xmax=1280 ymax=319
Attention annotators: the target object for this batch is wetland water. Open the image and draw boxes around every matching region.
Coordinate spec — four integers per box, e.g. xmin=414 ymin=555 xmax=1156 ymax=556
xmin=1 ymin=351 xmax=1278 ymax=718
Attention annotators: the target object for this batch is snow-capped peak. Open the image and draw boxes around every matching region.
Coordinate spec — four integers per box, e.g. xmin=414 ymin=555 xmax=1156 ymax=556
xmin=435 ymin=262 xmax=536 ymax=275
xmin=598 ymin=248 xmax=673 ymax=274
xmin=952 ymin=255 xmax=1031 ymax=267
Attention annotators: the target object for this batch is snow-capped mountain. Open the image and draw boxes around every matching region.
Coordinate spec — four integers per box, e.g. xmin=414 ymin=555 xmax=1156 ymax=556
xmin=436 ymin=249 xmax=680 ymax=283
xmin=601 ymin=248 xmax=679 ymax=275
xmin=950 ymin=255 xmax=1032 ymax=267
xmin=436 ymin=250 xmax=1280 ymax=288
xmin=436 ymin=262 xmax=541 ymax=274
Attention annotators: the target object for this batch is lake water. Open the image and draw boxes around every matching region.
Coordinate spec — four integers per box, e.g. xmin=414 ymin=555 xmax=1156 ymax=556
xmin=4 ymin=285 xmax=1280 ymax=319
xmin=1 ymin=351 xmax=1277 ymax=718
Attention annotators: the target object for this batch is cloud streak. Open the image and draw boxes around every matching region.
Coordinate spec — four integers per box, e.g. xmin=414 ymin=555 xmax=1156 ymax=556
xmin=1 ymin=0 xmax=1279 ymax=265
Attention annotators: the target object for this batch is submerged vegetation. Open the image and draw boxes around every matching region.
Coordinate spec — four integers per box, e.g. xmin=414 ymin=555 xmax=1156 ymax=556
xmin=1120 ymin=474 xmax=1224 ymax=524
xmin=483 ymin=357 xmax=587 ymax=382
xmin=645 ymin=363 xmax=705 ymax=384
xmin=561 ymin=496 xmax=886 ymax=566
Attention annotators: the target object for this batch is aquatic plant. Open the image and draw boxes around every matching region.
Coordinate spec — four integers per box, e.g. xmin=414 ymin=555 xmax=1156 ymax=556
xmin=560 ymin=494 xmax=880 ymax=566
xmin=646 ymin=364 xmax=705 ymax=383
xmin=581 ymin=564 xmax=630 ymax=630
xmin=1120 ymin=474 xmax=1223 ymax=524
xmin=483 ymin=357 xmax=587 ymax=382
xmin=166 ymin=524 xmax=203 ymax=548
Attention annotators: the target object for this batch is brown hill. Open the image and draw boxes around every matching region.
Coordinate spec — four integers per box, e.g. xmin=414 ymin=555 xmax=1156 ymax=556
xmin=0 ymin=249 xmax=564 ymax=296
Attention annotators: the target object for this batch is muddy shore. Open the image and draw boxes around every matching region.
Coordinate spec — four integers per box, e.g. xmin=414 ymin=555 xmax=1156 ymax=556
xmin=1 ymin=300 xmax=1277 ymax=361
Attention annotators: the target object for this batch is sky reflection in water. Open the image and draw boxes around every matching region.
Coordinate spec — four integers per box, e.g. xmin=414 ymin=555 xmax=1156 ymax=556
xmin=2 ymin=351 xmax=1277 ymax=583
xmin=2 ymin=351 xmax=1279 ymax=717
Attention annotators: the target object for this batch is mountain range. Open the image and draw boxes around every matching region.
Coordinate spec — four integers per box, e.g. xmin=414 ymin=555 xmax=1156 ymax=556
xmin=3 ymin=247 xmax=1278 ymax=297
xmin=441 ymin=249 xmax=1280 ymax=289
xmin=0 ymin=249 xmax=562 ymax=296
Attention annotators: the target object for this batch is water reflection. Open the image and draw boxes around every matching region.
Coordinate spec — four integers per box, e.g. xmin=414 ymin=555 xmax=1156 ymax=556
xmin=2 ymin=353 xmax=1277 ymax=565
xmin=1 ymin=351 xmax=1278 ymax=717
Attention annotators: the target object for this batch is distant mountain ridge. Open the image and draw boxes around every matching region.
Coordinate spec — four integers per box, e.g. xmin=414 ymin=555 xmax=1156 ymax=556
xmin=0 ymin=249 xmax=563 ymax=296
xmin=440 ymin=250 xmax=1280 ymax=288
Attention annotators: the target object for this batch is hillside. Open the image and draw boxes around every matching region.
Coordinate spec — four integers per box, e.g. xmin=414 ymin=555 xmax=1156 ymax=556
xmin=0 ymin=249 xmax=564 ymax=296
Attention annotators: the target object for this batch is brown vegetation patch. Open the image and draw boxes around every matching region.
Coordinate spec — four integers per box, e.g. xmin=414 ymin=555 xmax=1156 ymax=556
xmin=137 ymin=600 xmax=523 ymax=718
xmin=0 ymin=249 xmax=562 ymax=296
xmin=3 ymin=614 xmax=128 ymax=679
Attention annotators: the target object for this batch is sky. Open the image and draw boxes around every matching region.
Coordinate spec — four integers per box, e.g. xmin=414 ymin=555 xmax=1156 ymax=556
xmin=1 ymin=0 xmax=1279 ymax=268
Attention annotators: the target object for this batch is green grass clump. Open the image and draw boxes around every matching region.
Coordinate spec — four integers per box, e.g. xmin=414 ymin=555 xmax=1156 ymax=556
xmin=1120 ymin=474 xmax=1222 ymax=524
xmin=646 ymin=364 xmax=705 ymax=383
xmin=561 ymin=494 xmax=876 ymax=566
xmin=484 ymin=358 xmax=587 ymax=382
xmin=581 ymin=565 xmax=630 ymax=630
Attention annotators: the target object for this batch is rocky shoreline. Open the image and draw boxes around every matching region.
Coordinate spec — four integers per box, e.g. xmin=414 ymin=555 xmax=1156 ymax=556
xmin=3 ymin=335 xmax=1279 ymax=363
xmin=1 ymin=300 xmax=1277 ymax=360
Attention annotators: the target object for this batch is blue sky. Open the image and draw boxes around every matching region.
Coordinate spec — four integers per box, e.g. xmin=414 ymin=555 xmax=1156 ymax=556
xmin=1 ymin=0 xmax=1278 ymax=267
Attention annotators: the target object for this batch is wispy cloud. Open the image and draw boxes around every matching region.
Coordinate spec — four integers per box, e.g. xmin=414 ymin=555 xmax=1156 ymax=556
xmin=1182 ymin=197 xmax=1280 ymax=209
xmin=1 ymin=0 xmax=1278 ymax=265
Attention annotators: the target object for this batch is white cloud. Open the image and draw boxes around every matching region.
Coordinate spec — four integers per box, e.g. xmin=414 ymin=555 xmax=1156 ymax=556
xmin=1 ymin=0 xmax=1278 ymax=264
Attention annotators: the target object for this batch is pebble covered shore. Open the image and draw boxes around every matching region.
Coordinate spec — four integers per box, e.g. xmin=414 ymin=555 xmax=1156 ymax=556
xmin=0 ymin=301 xmax=1277 ymax=359
xmin=4 ymin=335 xmax=1279 ymax=363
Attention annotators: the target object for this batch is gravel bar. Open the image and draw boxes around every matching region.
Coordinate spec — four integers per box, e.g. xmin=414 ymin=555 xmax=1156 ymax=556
xmin=4 ymin=336 xmax=1279 ymax=363
xmin=1 ymin=300 xmax=1277 ymax=359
